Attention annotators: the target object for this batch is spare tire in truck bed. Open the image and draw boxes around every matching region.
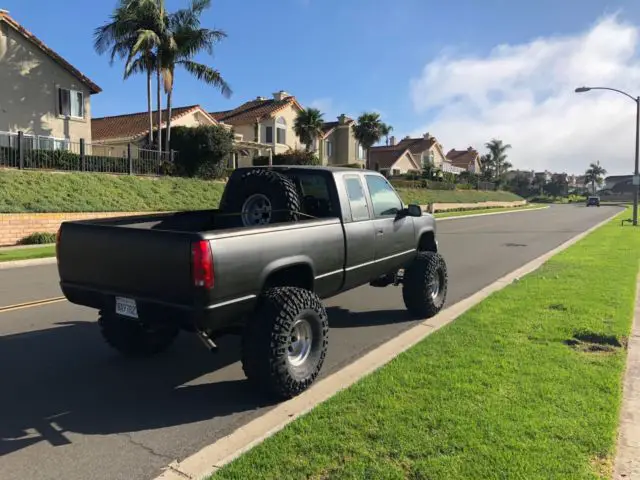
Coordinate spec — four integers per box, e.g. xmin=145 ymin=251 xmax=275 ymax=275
xmin=221 ymin=168 xmax=302 ymax=227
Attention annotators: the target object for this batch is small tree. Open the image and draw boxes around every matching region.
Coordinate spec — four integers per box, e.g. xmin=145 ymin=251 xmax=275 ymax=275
xmin=352 ymin=112 xmax=392 ymax=169
xmin=170 ymin=124 xmax=234 ymax=178
xmin=294 ymin=108 xmax=325 ymax=151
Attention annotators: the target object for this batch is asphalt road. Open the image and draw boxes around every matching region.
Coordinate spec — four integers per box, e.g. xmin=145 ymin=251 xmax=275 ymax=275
xmin=0 ymin=204 xmax=621 ymax=480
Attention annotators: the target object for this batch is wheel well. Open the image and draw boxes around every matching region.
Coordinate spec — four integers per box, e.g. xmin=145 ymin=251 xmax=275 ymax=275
xmin=263 ymin=264 xmax=314 ymax=291
xmin=418 ymin=231 xmax=437 ymax=252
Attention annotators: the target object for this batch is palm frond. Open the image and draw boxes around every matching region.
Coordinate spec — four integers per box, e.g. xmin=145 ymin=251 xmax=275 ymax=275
xmin=179 ymin=60 xmax=232 ymax=97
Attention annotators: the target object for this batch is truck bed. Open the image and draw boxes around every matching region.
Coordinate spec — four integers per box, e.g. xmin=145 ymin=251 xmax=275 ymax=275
xmin=57 ymin=210 xmax=347 ymax=323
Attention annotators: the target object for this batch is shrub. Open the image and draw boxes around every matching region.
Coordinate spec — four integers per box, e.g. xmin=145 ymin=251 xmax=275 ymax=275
xmin=170 ymin=125 xmax=234 ymax=179
xmin=19 ymin=232 xmax=57 ymax=245
xmin=253 ymin=148 xmax=321 ymax=166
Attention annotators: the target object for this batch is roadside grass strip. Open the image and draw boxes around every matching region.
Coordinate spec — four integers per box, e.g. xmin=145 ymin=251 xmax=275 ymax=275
xmin=214 ymin=209 xmax=639 ymax=480
xmin=0 ymin=245 xmax=55 ymax=262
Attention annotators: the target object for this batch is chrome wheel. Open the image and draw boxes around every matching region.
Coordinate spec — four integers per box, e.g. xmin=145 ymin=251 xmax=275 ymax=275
xmin=241 ymin=193 xmax=272 ymax=226
xmin=287 ymin=317 xmax=313 ymax=367
xmin=430 ymin=269 xmax=444 ymax=300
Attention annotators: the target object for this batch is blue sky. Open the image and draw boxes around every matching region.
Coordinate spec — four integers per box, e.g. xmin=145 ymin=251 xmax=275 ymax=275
xmin=4 ymin=0 xmax=640 ymax=174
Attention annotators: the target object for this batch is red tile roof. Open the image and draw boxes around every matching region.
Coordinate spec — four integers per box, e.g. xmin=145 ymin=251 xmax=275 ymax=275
xmin=446 ymin=148 xmax=480 ymax=169
xmin=210 ymin=95 xmax=303 ymax=125
xmin=369 ymin=146 xmax=419 ymax=170
xmin=0 ymin=11 xmax=101 ymax=94
xmin=92 ymin=105 xmax=215 ymax=141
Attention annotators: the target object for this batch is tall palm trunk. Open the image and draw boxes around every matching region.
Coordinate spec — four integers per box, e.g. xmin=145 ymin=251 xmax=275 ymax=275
xmin=146 ymin=67 xmax=153 ymax=146
xmin=165 ymin=88 xmax=172 ymax=152
xmin=156 ymin=64 xmax=162 ymax=156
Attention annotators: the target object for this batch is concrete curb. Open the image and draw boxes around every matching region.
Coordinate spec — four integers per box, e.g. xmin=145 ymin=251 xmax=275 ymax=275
xmin=0 ymin=257 xmax=57 ymax=270
xmin=613 ymin=271 xmax=640 ymax=479
xmin=154 ymin=207 xmax=625 ymax=480
xmin=436 ymin=205 xmax=549 ymax=221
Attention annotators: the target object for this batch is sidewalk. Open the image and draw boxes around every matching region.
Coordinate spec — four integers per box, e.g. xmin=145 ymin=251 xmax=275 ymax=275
xmin=614 ymin=272 xmax=640 ymax=479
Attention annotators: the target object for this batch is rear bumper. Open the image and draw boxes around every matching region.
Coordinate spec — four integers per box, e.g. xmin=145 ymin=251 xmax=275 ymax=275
xmin=60 ymin=282 xmax=254 ymax=332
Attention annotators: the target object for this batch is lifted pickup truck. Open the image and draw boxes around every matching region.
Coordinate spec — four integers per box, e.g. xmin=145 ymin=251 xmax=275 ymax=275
xmin=56 ymin=166 xmax=448 ymax=399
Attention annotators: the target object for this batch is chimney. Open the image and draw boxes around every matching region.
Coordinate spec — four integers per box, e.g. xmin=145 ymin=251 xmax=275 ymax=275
xmin=389 ymin=135 xmax=396 ymax=146
xmin=423 ymin=132 xmax=431 ymax=140
xmin=338 ymin=113 xmax=349 ymax=125
xmin=467 ymin=146 xmax=474 ymax=151
xmin=272 ymin=90 xmax=290 ymax=101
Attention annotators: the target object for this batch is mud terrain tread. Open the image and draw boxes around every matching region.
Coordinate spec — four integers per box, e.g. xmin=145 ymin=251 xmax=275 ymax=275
xmin=402 ymin=251 xmax=448 ymax=319
xmin=241 ymin=286 xmax=329 ymax=399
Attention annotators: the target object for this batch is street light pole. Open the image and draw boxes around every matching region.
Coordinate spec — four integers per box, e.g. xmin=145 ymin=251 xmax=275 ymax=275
xmin=634 ymin=96 xmax=639 ymax=226
xmin=575 ymin=86 xmax=640 ymax=225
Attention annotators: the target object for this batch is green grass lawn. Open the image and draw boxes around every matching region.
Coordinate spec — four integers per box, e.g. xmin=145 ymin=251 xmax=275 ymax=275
xmin=214 ymin=209 xmax=639 ymax=480
xmin=0 ymin=245 xmax=56 ymax=262
xmin=0 ymin=170 xmax=522 ymax=213
xmin=434 ymin=204 xmax=542 ymax=218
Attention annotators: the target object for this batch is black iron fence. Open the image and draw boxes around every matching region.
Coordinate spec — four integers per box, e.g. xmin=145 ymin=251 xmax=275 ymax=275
xmin=0 ymin=131 xmax=176 ymax=176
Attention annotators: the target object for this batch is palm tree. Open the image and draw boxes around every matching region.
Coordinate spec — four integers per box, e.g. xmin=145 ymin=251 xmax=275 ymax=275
xmin=352 ymin=112 xmax=392 ymax=169
xmin=485 ymin=138 xmax=512 ymax=179
xmin=479 ymin=153 xmax=494 ymax=181
xmin=294 ymin=108 xmax=325 ymax=151
xmin=160 ymin=0 xmax=232 ymax=151
xmin=94 ymin=0 xmax=164 ymax=147
xmin=381 ymin=124 xmax=393 ymax=146
xmin=584 ymin=161 xmax=607 ymax=194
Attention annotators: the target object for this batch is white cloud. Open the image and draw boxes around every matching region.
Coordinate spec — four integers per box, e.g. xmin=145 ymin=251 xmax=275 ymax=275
xmin=409 ymin=14 xmax=640 ymax=175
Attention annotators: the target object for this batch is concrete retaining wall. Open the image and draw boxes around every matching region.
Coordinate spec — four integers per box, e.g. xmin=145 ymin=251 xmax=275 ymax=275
xmin=424 ymin=200 xmax=527 ymax=213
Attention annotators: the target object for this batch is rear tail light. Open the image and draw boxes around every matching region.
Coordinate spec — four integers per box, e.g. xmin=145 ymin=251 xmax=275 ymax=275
xmin=191 ymin=240 xmax=214 ymax=289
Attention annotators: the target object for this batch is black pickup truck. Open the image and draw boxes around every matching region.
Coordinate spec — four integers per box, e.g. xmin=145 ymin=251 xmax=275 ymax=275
xmin=56 ymin=166 xmax=448 ymax=399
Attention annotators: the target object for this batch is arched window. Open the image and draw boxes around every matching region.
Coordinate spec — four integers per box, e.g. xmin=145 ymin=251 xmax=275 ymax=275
xmin=276 ymin=116 xmax=287 ymax=144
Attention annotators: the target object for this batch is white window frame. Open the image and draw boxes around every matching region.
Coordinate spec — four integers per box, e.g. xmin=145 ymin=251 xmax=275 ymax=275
xmin=325 ymin=140 xmax=333 ymax=159
xmin=0 ymin=131 xmax=69 ymax=150
xmin=58 ymin=87 xmax=85 ymax=119
xmin=276 ymin=116 xmax=287 ymax=145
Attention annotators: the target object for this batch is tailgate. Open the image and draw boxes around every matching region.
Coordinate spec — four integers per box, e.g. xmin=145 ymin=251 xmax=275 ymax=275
xmin=57 ymin=222 xmax=196 ymax=305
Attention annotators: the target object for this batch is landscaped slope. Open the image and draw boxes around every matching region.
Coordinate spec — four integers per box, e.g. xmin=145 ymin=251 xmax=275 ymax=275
xmin=0 ymin=170 xmax=522 ymax=213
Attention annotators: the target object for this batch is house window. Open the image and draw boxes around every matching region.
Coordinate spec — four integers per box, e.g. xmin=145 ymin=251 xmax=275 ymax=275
xmin=276 ymin=116 xmax=286 ymax=144
xmin=325 ymin=140 xmax=333 ymax=158
xmin=58 ymin=88 xmax=84 ymax=118
xmin=265 ymin=126 xmax=273 ymax=144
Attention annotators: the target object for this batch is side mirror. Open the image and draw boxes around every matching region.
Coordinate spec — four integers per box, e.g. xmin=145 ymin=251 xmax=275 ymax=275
xmin=407 ymin=204 xmax=422 ymax=217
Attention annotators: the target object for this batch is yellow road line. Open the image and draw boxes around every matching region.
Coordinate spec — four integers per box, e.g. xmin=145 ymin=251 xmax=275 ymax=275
xmin=0 ymin=297 xmax=66 ymax=313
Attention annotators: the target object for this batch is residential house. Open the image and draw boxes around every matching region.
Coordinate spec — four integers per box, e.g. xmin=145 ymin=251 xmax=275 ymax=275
xmin=211 ymin=91 xmax=305 ymax=166
xmin=316 ymin=114 xmax=366 ymax=166
xmin=0 ymin=10 xmax=101 ymax=149
xmin=603 ymin=175 xmax=633 ymax=191
xmin=445 ymin=147 xmax=482 ymax=174
xmin=368 ymin=145 xmax=421 ymax=176
xmin=390 ymin=133 xmax=464 ymax=174
xmin=91 ymin=105 xmax=219 ymax=158
xmin=91 ymin=104 xmax=272 ymax=164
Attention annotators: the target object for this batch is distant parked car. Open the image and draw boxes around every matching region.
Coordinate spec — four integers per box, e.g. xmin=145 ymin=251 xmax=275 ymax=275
xmin=586 ymin=196 xmax=600 ymax=207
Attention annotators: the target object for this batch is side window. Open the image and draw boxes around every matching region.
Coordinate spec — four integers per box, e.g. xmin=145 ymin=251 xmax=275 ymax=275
xmin=344 ymin=176 xmax=370 ymax=221
xmin=365 ymin=175 xmax=403 ymax=217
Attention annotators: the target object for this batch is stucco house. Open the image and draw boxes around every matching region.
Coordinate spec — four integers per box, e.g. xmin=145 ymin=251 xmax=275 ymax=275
xmin=446 ymin=147 xmax=482 ymax=173
xmin=210 ymin=91 xmax=306 ymax=166
xmin=316 ymin=114 xmax=366 ymax=166
xmin=368 ymin=145 xmax=421 ymax=176
xmin=0 ymin=10 xmax=101 ymax=149
xmin=91 ymin=104 xmax=218 ymax=158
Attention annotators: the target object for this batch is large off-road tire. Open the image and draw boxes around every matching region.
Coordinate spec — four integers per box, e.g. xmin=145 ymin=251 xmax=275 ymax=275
xmin=222 ymin=169 xmax=301 ymax=227
xmin=241 ymin=287 xmax=329 ymax=399
xmin=98 ymin=312 xmax=179 ymax=358
xmin=402 ymin=251 xmax=448 ymax=319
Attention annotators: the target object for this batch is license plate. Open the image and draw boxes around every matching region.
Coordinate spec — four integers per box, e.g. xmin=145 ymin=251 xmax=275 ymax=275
xmin=115 ymin=297 xmax=138 ymax=319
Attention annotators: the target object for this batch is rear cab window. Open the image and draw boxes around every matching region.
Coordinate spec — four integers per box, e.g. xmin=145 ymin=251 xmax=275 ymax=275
xmin=343 ymin=175 xmax=371 ymax=221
